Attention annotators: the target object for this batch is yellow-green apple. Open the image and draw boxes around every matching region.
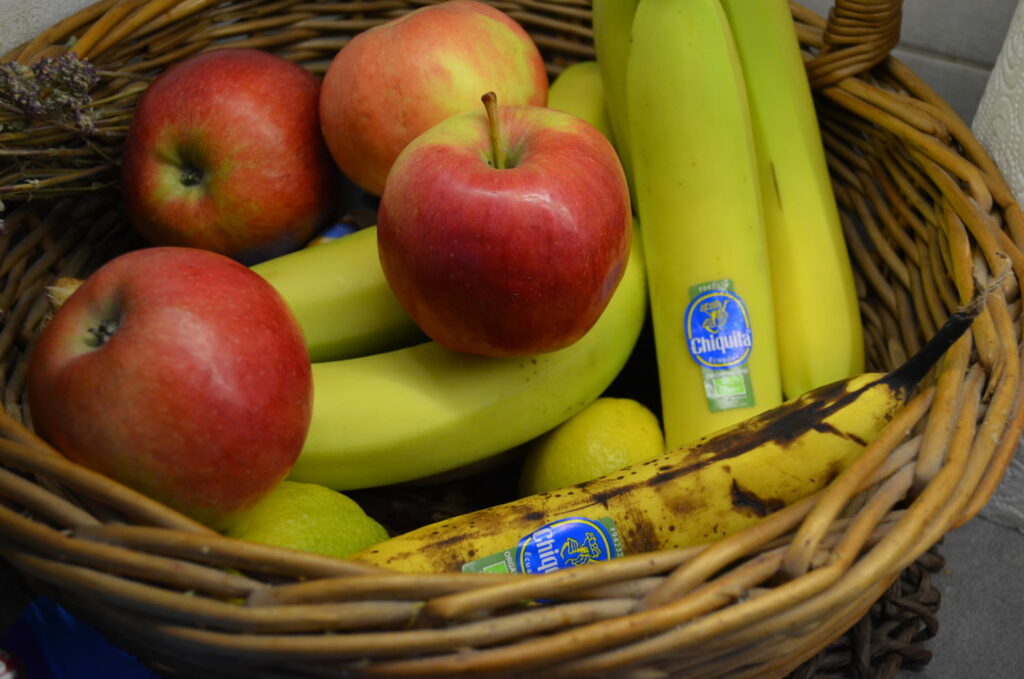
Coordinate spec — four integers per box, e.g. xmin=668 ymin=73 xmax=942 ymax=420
xmin=319 ymin=0 xmax=548 ymax=196
xmin=377 ymin=93 xmax=631 ymax=358
xmin=26 ymin=247 xmax=313 ymax=530
xmin=120 ymin=48 xmax=340 ymax=264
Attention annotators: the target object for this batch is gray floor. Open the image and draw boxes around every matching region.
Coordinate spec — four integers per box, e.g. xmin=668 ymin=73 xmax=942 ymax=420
xmin=896 ymin=517 xmax=1024 ymax=678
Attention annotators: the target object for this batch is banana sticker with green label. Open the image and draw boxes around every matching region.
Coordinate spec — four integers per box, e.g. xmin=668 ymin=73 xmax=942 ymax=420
xmin=462 ymin=517 xmax=624 ymax=575
xmin=684 ymin=279 xmax=755 ymax=412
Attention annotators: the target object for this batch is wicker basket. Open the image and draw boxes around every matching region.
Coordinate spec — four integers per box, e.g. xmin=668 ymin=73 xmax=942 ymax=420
xmin=1 ymin=1 xmax=1022 ymax=677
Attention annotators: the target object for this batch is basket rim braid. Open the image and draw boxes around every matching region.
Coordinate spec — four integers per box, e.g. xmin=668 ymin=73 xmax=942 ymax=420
xmin=2 ymin=0 xmax=1023 ymax=677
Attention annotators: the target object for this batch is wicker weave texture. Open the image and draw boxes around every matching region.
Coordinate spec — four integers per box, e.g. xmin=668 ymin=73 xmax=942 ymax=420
xmin=1 ymin=1 xmax=1023 ymax=678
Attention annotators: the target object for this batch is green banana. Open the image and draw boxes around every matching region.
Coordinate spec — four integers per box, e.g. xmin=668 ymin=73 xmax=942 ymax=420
xmin=250 ymin=226 xmax=425 ymax=362
xmin=627 ymin=0 xmax=782 ymax=448
xmin=720 ymin=0 xmax=864 ymax=399
xmin=350 ymin=301 xmax=980 ymax=574
xmin=592 ymin=0 xmax=639 ymax=204
xmin=288 ymin=223 xmax=648 ymax=490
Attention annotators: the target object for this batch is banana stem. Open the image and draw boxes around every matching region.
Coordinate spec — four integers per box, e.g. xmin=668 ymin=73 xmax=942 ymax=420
xmin=481 ymin=91 xmax=507 ymax=170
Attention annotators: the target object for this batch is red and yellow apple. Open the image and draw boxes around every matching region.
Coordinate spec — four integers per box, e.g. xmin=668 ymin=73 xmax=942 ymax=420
xmin=377 ymin=93 xmax=632 ymax=358
xmin=26 ymin=247 xmax=313 ymax=530
xmin=319 ymin=0 xmax=548 ymax=196
xmin=120 ymin=48 xmax=340 ymax=264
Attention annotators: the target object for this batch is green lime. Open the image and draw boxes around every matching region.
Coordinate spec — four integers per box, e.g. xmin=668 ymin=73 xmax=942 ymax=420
xmin=519 ymin=397 xmax=665 ymax=496
xmin=224 ymin=480 xmax=389 ymax=559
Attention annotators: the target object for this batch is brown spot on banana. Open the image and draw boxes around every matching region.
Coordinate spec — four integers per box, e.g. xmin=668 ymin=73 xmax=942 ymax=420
xmin=812 ymin=421 xmax=869 ymax=446
xmin=822 ymin=460 xmax=846 ymax=487
xmin=662 ymin=479 xmax=709 ymax=517
xmin=730 ymin=479 xmax=784 ymax=517
xmin=618 ymin=503 xmax=662 ymax=553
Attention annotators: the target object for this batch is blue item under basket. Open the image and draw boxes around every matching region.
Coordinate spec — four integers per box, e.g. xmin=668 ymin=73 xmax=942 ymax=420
xmin=0 ymin=597 xmax=159 ymax=679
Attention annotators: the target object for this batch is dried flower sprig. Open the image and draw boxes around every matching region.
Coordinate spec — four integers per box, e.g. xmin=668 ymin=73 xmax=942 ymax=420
xmin=0 ymin=52 xmax=100 ymax=133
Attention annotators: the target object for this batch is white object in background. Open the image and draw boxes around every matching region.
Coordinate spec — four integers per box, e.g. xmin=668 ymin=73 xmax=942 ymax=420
xmin=0 ymin=0 xmax=98 ymax=59
xmin=971 ymin=0 xmax=1024 ymax=533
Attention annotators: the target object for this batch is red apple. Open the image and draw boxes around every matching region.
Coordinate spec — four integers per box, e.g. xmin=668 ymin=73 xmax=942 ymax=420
xmin=319 ymin=0 xmax=548 ymax=196
xmin=26 ymin=247 xmax=313 ymax=530
xmin=377 ymin=93 xmax=631 ymax=358
xmin=121 ymin=48 xmax=339 ymax=264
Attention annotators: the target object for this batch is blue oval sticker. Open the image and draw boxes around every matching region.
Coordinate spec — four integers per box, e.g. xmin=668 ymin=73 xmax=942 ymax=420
xmin=517 ymin=517 xmax=618 ymax=575
xmin=684 ymin=289 xmax=753 ymax=369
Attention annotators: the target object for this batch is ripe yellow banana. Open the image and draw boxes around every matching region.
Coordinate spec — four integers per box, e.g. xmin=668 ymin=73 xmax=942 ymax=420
xmin=592 ymin=0 xmax=639 ymax=204
xmin=627 ymin=0 xmax=782 ymax=448
xmin=250 ymin=226 xmax=424 ymax=362
xmin=546 ymin=60 xmax=614 ymax=142
xmin=720 ymin=0 xmax=864 ymax=399
xmin=350 ymin=301 xmax=980 ymax=574
xmin=288 ymin=223 xmax=648 ymax=490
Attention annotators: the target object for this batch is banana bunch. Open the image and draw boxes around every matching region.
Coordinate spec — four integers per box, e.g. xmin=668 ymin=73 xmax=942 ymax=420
xmin=351 ymin=302 xmax=980 ymax=574
xmin=626 ymin=0 xmax=783 ymax=448
xmin=254 ymin=222 xmax=648 ymax=490
xmin=598 ymin=0 xmax=864 ymax=446
xmin=719 ymin=0 xmax=864 ymax=399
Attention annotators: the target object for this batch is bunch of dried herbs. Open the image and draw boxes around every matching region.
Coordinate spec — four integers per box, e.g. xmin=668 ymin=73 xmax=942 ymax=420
xmin=0 ymin=52 xmax=144 ymax=228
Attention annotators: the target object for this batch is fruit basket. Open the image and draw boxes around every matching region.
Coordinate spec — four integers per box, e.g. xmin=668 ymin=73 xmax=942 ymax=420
xmin=1 ymin=0 xmax=1022 ymax=678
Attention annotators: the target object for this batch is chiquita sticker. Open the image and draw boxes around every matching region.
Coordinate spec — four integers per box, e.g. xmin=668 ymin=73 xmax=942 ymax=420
xmin=461 ymin=517 xmax=624 ymax=575
xmin=683 ymin=279 xmax=755 ymax=411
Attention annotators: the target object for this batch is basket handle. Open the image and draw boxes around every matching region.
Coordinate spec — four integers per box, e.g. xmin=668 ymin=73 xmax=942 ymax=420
xmin=805 ymin=0 xmax=903 ymax=90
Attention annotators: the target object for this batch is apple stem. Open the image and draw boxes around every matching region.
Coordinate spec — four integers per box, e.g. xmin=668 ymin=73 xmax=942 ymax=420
xmin=481 ymin=92 xmax=507 ymax=170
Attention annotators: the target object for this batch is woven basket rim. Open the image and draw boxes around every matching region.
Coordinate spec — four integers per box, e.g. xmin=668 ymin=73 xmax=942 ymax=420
xmin=2 ymin=1 xmax=1023 ymax=678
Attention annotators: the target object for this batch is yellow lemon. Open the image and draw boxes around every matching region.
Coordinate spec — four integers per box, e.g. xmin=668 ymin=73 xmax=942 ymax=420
xmin=224 ymin=480 xmax=389 ymax=559
xmin=519 ymin=397 xmax=665 ymax=496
